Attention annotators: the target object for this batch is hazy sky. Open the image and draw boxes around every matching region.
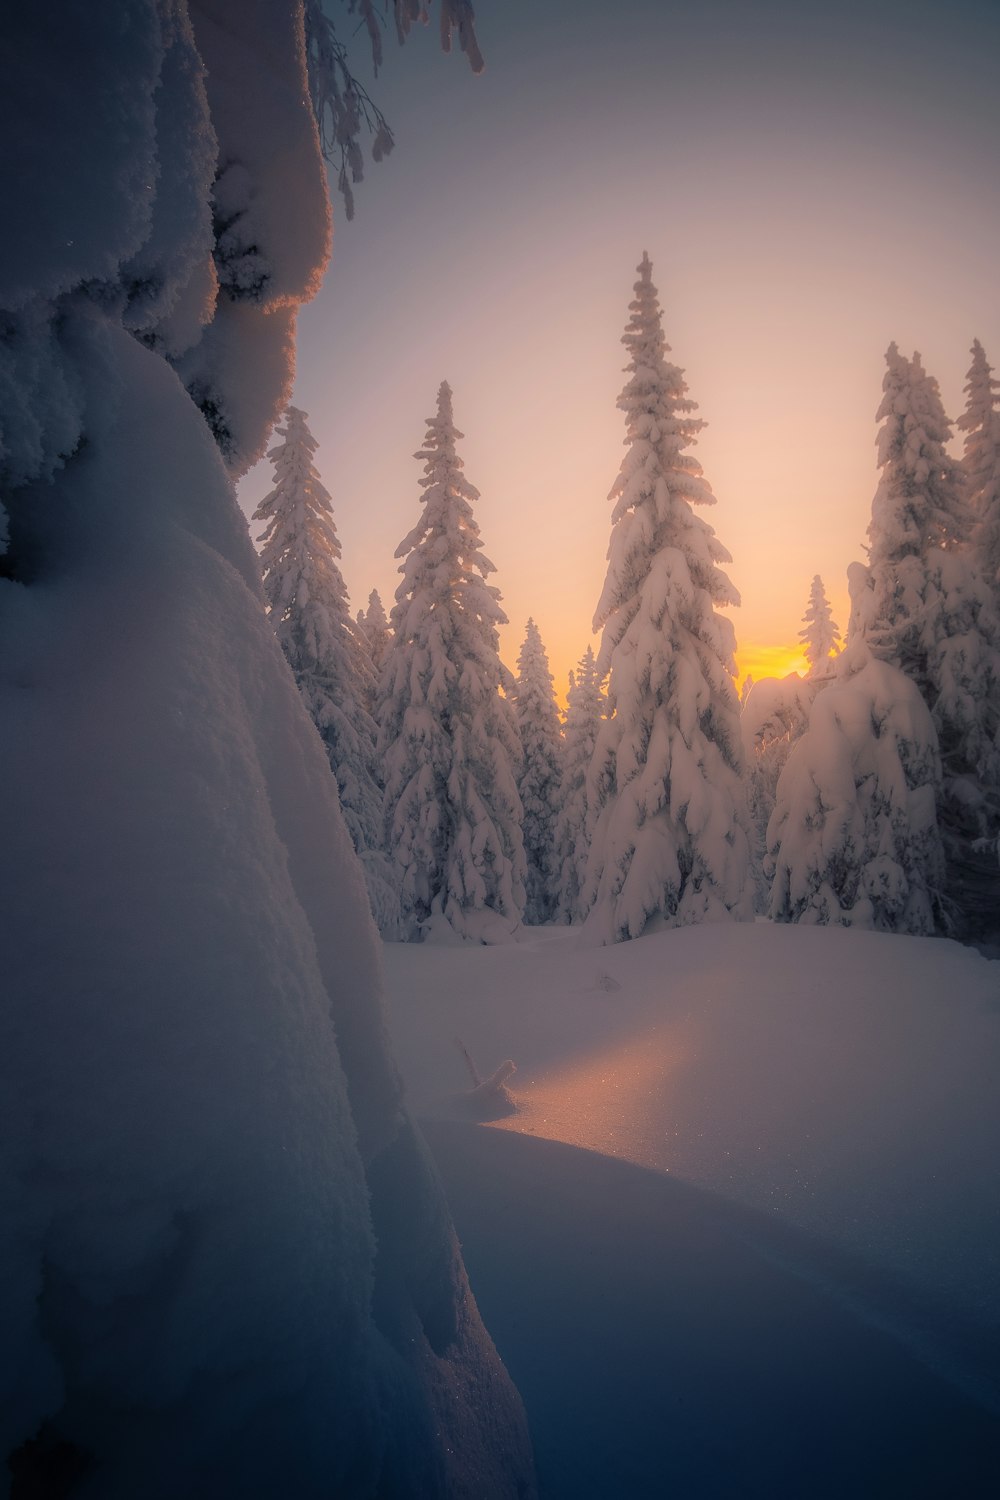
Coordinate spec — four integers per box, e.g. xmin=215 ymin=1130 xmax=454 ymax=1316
xmin=239 ymin=0 xmax=1000 ymax=695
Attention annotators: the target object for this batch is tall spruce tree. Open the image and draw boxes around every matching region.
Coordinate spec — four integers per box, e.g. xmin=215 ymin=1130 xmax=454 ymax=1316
xmin=253 ymin=406 xmax=401 ymax=937
xmin=798 ymin=575 xmax=841 ymax=675
xmin=379 ymin=382 xmax=526 ymax=942
xmin=957 ymin=340 xmax=1000 ymax=915
xmin=958 ymin=339 xmax=1000 ymax=590
xmin=513 ymin=619 xmax=564 ymax=924
xmin=554 ymin=644 xmax=605 ymax=923
xmin=583 ymin=254 xmax=750 ymax=942
xmin=867 ymin=346 xmax=1000 ymax=935
xmin=866 ymin=346 xmax=970 ymax=678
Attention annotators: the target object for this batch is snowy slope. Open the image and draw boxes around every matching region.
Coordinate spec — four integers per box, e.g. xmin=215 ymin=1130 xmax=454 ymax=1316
xmin=0 ymin=326 xmax=533 ymax=1498
xmin=386 ymin=923 xmax=1000 ymax=1318
xmin=384 ymin=922 xmax=1000 ymax=1494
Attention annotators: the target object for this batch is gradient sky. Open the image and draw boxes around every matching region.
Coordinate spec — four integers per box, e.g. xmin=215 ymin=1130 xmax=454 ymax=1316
xmin=239 ymin=0 xmax=1000 ymax=697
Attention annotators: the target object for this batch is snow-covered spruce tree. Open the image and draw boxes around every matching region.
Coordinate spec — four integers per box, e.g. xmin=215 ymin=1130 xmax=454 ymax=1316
xmin=958 ymin=339 xmax=1000 ymax=591
xmin=867 ymin=345 xmax=1000 ymax=936
xmin=253 ymin=406 xmax=401 ymax=938
xmin=767 ymin=640 xmax=945 ymax=932
xmin=511 ymin=619 xmax=564 ymax=924
xmin=583 ymin=254 xmax=750 ymax=943
xmin=799 ymin=574 xmax=841 ymax=676
xmin=957 ymin=340 xmax=1000 ymax=912
xmin=357 ymin=587 xmax=392 ymax=676
xmin=741 ymin=673 xmax=818 ymax=913
xmin=379 ymin=382 xmax=526 ymax=943
xmin=554 ymin=644 xmax=606 ymax=922
xmin=0 ymin=6 xmax=534 ymax=1497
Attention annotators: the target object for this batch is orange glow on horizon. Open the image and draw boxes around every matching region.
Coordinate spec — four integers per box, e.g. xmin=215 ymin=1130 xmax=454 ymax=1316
xmin=735 ymin=644 xmax=809 ymax=691
xmin=502 ymin=637 xmax=811 ymax=716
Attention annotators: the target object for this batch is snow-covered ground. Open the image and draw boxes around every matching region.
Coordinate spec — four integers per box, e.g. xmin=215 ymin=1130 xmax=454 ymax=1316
xmin=384 ymin=923 xmax=1000 ymax=1498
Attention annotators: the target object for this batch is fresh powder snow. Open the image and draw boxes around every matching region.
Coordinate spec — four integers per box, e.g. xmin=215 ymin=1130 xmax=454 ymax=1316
xmin=382 ymin=921 xmax=1000 ymax=1498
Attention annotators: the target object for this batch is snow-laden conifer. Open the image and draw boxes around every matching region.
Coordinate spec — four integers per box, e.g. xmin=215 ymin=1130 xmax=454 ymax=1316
xmin=357 ymin=588 xmax=392 ymax=674
xmin=554 ymin=645 xmax=605 ymax=923
xmin=254 ymin=406 xmax=401 ymax=936
xmin=583 ymin=254 xmax=750 ymax=942
xmin=741 ymin=674 xmax=817 ymax=913
xmin=798 ymin=575 xmax=840 ymax=676
xmin=768 ymin=643 xmax=944 ymax=933
xmin=379 ymin=382 xmax=525 ymax=942
xmin=959 ymin=339 xmax=1000 ymax=590
xmin=512 ymin=619 xmax=564 ymax=924
xmin=866 ymin=347 xmax=971 ymax=678
xmin=866 ymin=346 xmax=1000 ymax=936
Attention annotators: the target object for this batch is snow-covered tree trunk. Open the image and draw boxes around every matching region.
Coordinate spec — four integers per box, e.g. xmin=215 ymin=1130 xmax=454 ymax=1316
xmin=0 ymin=6 xmax=534 ymax=1496
xmin=513 ymin=619 xmax=564 ymax=924
xmin=554 ymin=645 xmax=605 ymax=922
xmin=253 ymin=406 xmax=401 ymax=937
xmin=798 ymin=574 xmax=840 ymax=676
xmin=583 ymin=254 xmax=750 ymax=943
xmin=379 ymin=383 xmax=526 ymax=943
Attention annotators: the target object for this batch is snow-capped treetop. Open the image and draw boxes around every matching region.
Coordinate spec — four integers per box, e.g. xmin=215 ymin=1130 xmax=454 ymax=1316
xmin=392 ymin=381 xmax=507 ymax=651
xmin=513 ymin=618 xmax=564 ymax=925
xmin=869 ymin=347 xmax=968 ymax=579
xmin=254 ymin=406 xmax=361 ymax=670
xmin=380 ymin=381 xmax=525 ymax=941
xmin=866 ymin=346 xmax=970 ymax=672
xmin=958 ymin=338 xmax=1000 ymax=588
xmin=564 ymin=645 xmax=605 ymax=737
xmin=594 ymin=252 xmax=739 ymax=657
xmin=798 ymin=575 xmax=841 ymax=676
xmin=357 ymin=588 xmax=392 ymax=672
xmin=514 ymin=618 xmax=562 ymax=739
xmin=584 ymin=255 xmax=749 ymax=942
xmin=252 ymin=405 xmax=400 ymax=936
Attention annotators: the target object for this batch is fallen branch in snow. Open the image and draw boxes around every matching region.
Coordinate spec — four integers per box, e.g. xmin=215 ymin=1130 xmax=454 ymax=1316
xmin=471 ymin=1058 xmax=516 ymax=1098
xmin=451 ymin=1041 xmax=517 ymax=1119
xmin=454 ymin=1036 xmax=481 ymax=1086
